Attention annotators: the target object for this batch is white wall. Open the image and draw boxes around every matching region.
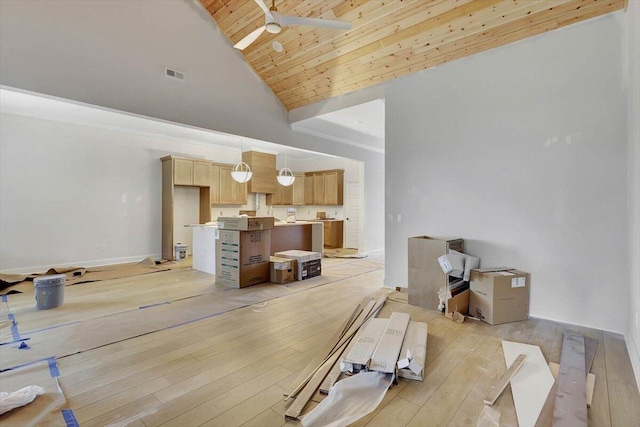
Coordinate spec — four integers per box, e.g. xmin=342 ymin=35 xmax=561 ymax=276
xmin=385 ymin=14 xmax=628 ymax=333
xmin=625 ymin=0 xmax=640 ymax=386
xmin=0 ymin=0 xmax=384 ymax=253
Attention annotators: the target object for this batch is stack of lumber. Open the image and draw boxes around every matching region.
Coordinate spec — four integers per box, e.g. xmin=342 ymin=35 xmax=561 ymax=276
xmin=283 ymin=295 xmax=428 ymax=421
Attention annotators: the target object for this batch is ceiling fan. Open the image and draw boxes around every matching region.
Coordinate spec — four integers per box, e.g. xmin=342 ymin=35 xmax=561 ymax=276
xmin=233 ymin=0 xmax=352 ymax=50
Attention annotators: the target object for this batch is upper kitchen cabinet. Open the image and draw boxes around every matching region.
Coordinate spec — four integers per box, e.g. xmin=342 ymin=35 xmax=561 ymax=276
xmin=267 ymin=172 xmax=305 ymax=206
xmin=242 ymin=151 xmax=276 ymax=194
xmin=209 ymin=164 xmax=221 ymax=205
xmin=172 ymin=157 xmax=211 ymax=186
xmin=218 ymin=164 xmax=248 ymax=205
xmin=292 ymin=173 xmax=305 ymax=206
xmin=193 ymin=161 xmax=211 ymax=186
xmin=323 ymin=170 xmax=343 ymax=205
xmin=304 ymin=170 xmax=344 ymax=206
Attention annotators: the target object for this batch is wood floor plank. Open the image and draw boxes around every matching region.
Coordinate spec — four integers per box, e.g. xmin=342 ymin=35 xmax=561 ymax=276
xmin=67 ymin=354 xmax=197 ymax=409
xmin=74 ymin=377 xmax=171 ymax=425
xmin=158 ymin=366 xmax=292 ymax=426
xmin=142 ymin=347 xmax=300 ymax=426
xmin=364 ymin=396 xmax=420 ymax=427
xmin=239 ymin=408 xmax=285 ymax=427
xmin=81 ymin=394 xmax=162 ymax=427
xmin=604 ymin=331 xmax=640 ymax=426
xmin=201 ymin=384 xmax=287 ymax=427
xmin=406 ymin=339 xmax=500 ymax=427
xmin=588 ymin=366 xmax=612 ymax=427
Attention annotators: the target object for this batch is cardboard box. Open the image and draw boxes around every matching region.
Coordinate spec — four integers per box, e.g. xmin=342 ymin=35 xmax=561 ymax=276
xmin=445 ymin=288 xmax=470 ymax=322
xmin=408 ymin=236 xmax=463 ymax=310
xmin=469 ymin=268 xmax=530 ymax=325
xmin=215 ymin=229 xmax=271 ymax=288
xmin=370 ymin=312 xmax=410 ymax=373
xmin=270 ymin=256 xmax=297 ymax=284
xmin=274 ymin=250 xmax=322 ymax=280
xmin=398 ymin=321 xmax=428 ymax=381
xmin=217 ymin=216 xmax=275 ymax=231
xmin=343 ymin=318 xmax=388 ymax=372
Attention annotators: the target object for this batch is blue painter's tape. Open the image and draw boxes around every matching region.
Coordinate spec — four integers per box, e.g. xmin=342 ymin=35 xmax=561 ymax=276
xmin=8 ymin=313 xmax=20 ymax=341
xmin=1 ymin=294 xmax=7 ymax=302
xmin=47 ymin=357 xmax=60 ymax=377
xmin=2 ymin=356 xmax=56 ymax=373
xmin=25 ymin=321 xmax=81 ymax=335
xmin=61 ymin=409 xmax=79 ymax=427
xmin=139 ymin=301 xmax=170 ymax=310
xmin=0 ymin=337 xmax=30 ymax=347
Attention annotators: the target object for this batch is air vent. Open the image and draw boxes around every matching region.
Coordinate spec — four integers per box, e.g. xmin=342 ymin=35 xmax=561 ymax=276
xmin=165 ymin=67 xmax=185 ymax=81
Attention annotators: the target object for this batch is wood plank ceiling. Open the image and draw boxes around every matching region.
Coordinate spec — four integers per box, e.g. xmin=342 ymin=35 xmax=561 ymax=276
xmin=202 ymin=0 xmax=625 ymax=111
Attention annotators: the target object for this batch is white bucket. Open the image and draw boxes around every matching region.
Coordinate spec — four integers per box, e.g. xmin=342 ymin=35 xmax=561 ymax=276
xmin=175 ymin=243 xmax=188 ymax=260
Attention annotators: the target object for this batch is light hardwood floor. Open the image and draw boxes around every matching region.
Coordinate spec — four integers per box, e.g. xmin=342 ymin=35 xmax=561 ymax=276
xmin=2 ymin=256 xmax=639 ymax=426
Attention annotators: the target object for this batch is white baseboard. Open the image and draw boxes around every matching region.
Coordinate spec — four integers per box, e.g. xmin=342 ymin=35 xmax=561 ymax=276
xmin=0 ymin=254 xmax=163 ymax=275
xmin=625 ymin=331 xmax=640 ymax=394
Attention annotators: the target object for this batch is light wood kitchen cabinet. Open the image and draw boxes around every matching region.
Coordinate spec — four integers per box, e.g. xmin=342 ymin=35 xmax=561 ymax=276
xmin=161 ymin=156 xmax=212 ymax=261
xmin=268 ymin=172 xmax=305 ymax=206
xmin=304 ymin=169 xmax=344 ymax=206
xmin=193 ymin=161 xmax=211 ymax=186
xmin=173 ymin=158 xmax=211 ymax=186
xmin=218 ymin=164 xmax=248 ymax=205
xmin=209 ymin=164 xmax=220 ymax=205
xmin=266 ymin=181 xmax=293 ymax=206
xmin=292 ymin=173 xmax=305 ymax=205
xmin=324 ymin=171 xmax=342 ymax=205
xmin=173 ymin=158 xmax=194 ymax=185
xmin=323 ymin=220 xmax=344 ymax=249
xmin=313 ymin=173 xmax=325 ymax=205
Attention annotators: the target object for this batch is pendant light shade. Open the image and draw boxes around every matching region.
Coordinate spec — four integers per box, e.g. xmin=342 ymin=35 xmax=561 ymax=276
xmin=231 ymin=161 xmax=252 ymax=183
xmin=232 ymin=138 xmax=252 ymax=183
xmin=277 ymin=167 xmax=295 ymax=186
xmin=277 ymin=151 xmax=295 ymax=186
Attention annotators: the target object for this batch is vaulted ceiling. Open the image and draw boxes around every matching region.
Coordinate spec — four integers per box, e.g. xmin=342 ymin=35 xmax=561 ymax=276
xmin=202 ymin=0 xmax=625 ymax=111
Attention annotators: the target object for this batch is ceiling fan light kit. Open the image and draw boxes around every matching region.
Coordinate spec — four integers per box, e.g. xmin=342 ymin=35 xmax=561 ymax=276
xmin=265 ymin=22 xmax=281 ymax=34
xmin=233 ymin=0 xmax=351 ymax=51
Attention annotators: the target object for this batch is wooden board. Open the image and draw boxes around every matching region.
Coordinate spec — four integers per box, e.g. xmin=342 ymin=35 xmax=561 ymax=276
xmin=548 ymin=362 xmax=596 ymax=408
xmin=552 ymin=334 xmax=587 ymax=427
xmin=483 ymin=353 xmax=527 ymax=406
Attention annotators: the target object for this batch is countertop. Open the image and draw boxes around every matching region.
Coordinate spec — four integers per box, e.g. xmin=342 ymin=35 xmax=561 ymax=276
xmin=273 ymin=220 xmax=324 ymax=227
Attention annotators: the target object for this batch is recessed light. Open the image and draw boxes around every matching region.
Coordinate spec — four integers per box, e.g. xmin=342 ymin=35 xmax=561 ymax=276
xmin=272 ymin=41 xmax=283 ymax=52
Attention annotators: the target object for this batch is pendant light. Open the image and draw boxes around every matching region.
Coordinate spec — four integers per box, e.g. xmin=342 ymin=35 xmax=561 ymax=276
xmin=277 ymin=151 xmax=295 ymax=186
xmin=231 ymin=138 xmax=252 ymax=183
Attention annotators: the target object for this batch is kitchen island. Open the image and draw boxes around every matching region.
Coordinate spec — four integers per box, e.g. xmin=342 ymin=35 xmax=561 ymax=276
xmin=270 ymin=221 xmax=324 ymax=255
xmin=191 ymin=220 xmax=324 ymax=275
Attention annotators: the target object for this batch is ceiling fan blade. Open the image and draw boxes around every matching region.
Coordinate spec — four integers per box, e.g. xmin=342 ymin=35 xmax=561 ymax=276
xmin=276 ymin=13 xmax=351 ymax=31
xmin=253 ymin=0 xmax=274 ymax=21
xmin=233 ymin=25 xmax=266 ymax=50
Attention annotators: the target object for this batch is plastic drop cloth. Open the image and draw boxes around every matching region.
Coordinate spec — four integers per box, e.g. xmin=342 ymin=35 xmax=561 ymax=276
xmin=301 ymin=371 xmax=393 ymax=427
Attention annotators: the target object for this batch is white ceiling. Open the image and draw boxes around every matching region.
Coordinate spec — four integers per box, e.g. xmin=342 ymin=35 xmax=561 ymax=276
xmin=0 ymin=87 xmax=381 ymax=160
xmin=291 ymin=99 xmax=385 ymax=154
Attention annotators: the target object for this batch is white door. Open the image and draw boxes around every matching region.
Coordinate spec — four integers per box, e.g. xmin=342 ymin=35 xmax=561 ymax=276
xmin=345 ymin=183 xmax=361 ymax=249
